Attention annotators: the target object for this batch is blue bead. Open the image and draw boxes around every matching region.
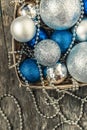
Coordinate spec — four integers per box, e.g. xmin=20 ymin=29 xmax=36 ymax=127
xmin=19 ymin=59 xmax=40 ymax=83
xmin=27 ymin=28 xmax=48 ymax=48
xmin=51 ymin=30 xmax=72 ymax=54
xmin=83 ymin=0 xmax=87 ymax=14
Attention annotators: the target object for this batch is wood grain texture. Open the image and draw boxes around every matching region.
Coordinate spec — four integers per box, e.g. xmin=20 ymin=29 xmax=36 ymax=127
xmin=0 ymin=0 xmax=87 ymax=130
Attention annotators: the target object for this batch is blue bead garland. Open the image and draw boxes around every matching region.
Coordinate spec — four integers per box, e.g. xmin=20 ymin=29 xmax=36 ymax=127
xmin=19 ymin=59 xmax=40 ymax=83
xmin=51 ymin=30 xmax=72 ymax=54
xmin=26 ymin=28 xmax=48 ymax=48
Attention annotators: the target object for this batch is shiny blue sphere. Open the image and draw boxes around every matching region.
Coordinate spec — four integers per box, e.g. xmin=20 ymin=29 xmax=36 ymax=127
xmin=27 ymin=28 xmax=48 ymax=48
xmin=51 ymin=30 xmax=72 ymax=53
xmin=19 ymin=59 xmax=40 ymax=83
xmin=83 ymin=0 xmax=87 ymax=14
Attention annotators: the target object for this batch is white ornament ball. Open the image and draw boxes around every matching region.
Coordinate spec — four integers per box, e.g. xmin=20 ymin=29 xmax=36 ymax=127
xmin=75 ymin=19 xmax=87 ymax=41
xmin=34 ymin=39 xmax=61 ymax=66
xmin=40 ymin=0 xmax=81 ymax=30
xmin=67 ymin=42 xmax=87 ymax=83
xmin=10 ymin=16 xmax=36 ymax=42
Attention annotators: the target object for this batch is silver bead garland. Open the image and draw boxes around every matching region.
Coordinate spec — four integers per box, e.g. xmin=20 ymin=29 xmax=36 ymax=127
xmin=0 ymin=107 xmax=11 ymax=130
xmin=61 ymin=0 xmax=84 ymax=61
xmin=31 ymin=1 xmax=85 ymax=129
xmin=0 ymin=94 xmax=23 ymax=130
xmin=7 ymin=0 xmax=87 ymax=129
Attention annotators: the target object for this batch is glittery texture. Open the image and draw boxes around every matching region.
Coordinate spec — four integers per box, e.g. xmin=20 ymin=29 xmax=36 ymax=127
xmin=34 ymin=39 xmax=61 ymax=66
xmin=75 ymin=19 xmax=87 ymax=41
xmin=40 ymin=0 xmax=81 ymax=30
xmin=19 ymin=59 xmax=40 ymax=83
xmin=11 ymin=16 xmax=36 ymax=42
xmin=67 ymin=42 xmax=87 ymax=83
xmin=51 ymin=30 xmax=72 ymax=53
xmin=47 ymin=62 xmax=67 ymax=84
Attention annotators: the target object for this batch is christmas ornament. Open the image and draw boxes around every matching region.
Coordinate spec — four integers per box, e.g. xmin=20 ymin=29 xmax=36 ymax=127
xmin=27 ymin=28 xmax=48 ymax=48
xmin=51 ymin=30 xmax=72 ymax=53
xmin=10 ymin=16 xmax=36 ymax=42
xmin=74 ymin=18 xmax=87 ymax=41
xmin=67 ymin=42 xmax=87 ymax=83
xmin=46 ymin=62 xmax=67 ymax=84
xmin=19 ymin=59 xmax=40 ymax=83
xmin=83 ymin=0 xmax=87 ymax=14
xmin=17 ymin=2 xmax=37 ymax=19
xmin=34 ymin=39 xmax=61 ymax=66
xmin=40 ymin=0 xmax=81 ymax=30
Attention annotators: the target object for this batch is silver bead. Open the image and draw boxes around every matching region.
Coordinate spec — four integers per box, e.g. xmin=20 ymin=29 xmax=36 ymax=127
xmin=40 ymin=0 xmax=81 ymax=30
xmin=34 ymin=39 xmax=61 ymax=66
xmin=17 ymin=2 xmax=37 ymax=19
xmin=10 ymin=16 xmax=36 ymax=42
xmin=67 ymin=42 xmax=87 ymax=83
xmin=75 ymin=19 xmax=87 ymax=41
xmin=47 ymin=62 xmax=67 ymax=84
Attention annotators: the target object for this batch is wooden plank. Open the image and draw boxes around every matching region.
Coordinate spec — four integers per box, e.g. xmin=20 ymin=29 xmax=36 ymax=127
xmin=0 ymin=0 xmax=9 ymax=94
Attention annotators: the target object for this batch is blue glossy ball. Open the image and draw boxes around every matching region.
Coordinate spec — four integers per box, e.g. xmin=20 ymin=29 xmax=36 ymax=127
xmin=83 ymin=0 xmax=87 ymax=14
xmin=27 ymin=28 xmax=48 ymax=48
xmin=51 ymin=30 xmax=72 ymax=53
xmin=19 ymin=59 xmax=40 ymax=83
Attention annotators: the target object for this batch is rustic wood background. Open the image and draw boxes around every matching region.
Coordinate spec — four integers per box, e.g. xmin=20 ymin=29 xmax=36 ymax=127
xmin=0 ymin=0 xmax=87 ymax=130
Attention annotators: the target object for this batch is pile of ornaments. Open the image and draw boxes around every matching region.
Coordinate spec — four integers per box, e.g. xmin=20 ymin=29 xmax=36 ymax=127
xmin=10 ymin=0 xmax=87 ymax=86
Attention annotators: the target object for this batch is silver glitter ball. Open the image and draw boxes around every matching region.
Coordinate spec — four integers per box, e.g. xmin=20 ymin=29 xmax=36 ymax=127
xmin=17 ymin=2 xmax=36 ymax=19
xmin=67 ymin=42 xmax=87 ymax=83
xmin=75 ymin=18 xmax=87 ymax=41
xmin=10 ymin=16 xmax=36 ymax=42
xmin=40 ymin=0 xmax=81 ymax=30
xmin=34 ymin=39 xmax=61 ymax=66
xmin=47 ymin=62 xmax=67 ymax=84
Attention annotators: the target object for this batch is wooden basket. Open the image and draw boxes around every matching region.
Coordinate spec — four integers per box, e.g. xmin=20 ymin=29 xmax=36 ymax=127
xmin=10 ymin=0 xmax=87 ymax=90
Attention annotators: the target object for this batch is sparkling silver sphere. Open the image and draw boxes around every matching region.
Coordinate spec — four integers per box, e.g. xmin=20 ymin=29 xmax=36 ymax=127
xmin=40 ymin=0 xmax=81 ymax=30
xmin=17 ymin=2 xmax=36 ymax=19
xmin=34 ymin=39 xmax=61 ymax=66
xmin=47 ymin=62 xmax=67 ymax=84
xmin=67 ymin=42 xmax=87 ymax=83
xmin=10 ymin=16 xmax=36 ymax=42
xmin=75 ymin=19 xmax=87 ymax=41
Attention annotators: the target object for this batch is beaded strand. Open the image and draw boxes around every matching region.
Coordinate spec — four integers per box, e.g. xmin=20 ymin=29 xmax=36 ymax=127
xmin=0 ymin=107 xmax=11 ymax=130
xmin=13 ymin=0 xmax=85 ymax=129
xmin=7 ymin=0 xmax=86 ymax=130
xmin=61 ymin=0 xmax=84 ymax=61
xmin=0 ymin=94 xmax=23 ymax=130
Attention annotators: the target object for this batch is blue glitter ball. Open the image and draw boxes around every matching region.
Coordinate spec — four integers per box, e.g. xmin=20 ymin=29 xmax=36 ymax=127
xmin=27 ymin=28 xmax=48 ymax=48
xmin=83 ymin=0 xmax=87 ymax=14
xmin=19 ymin=59 xmax=40 ymax=83
xmin=51 ymin=30 xmax=72 ymax=53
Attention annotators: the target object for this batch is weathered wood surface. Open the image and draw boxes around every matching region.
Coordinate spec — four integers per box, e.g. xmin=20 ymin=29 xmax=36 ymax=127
xmin=0 ymin=0 xmax=87 ymax=130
